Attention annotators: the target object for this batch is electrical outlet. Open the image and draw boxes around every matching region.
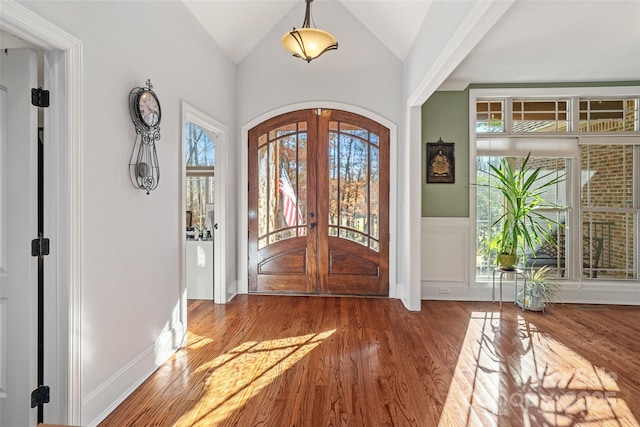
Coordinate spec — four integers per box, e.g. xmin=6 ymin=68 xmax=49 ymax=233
xmin=439 ymin=287 xmax=450 ymax=294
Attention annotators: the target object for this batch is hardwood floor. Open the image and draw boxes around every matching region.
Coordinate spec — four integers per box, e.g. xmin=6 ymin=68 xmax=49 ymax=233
xmin=99 ymin=296 xmax=640 ymax=427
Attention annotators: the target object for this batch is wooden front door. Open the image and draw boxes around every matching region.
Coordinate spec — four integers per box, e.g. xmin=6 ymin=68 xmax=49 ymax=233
xmin=248 ymin=109 xmax=389 ymax=296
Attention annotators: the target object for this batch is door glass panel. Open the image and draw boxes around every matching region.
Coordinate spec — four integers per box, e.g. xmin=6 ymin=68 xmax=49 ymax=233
xmin=339 ymin=228 xmax=367 ymax=245
xmin=339 ymin=134 xmax=368 ymax=238
xmin=257 ymin=123 xmax=307 ymax=249
xmin=257 ymin=143 xmax=270 ymax=242
xmin=370 ymin=145 xmax=379 ymax=240
xmin=340 ymin=123 xmax=369 ymax=140
xmin=329 ymin=121 xmax=380 ymax=252
xmin=185 ymin=122 xmax=216 ymax=236
xmin=329 ymin=132 xmax=339 ymax=227
xmin=269 ymin=123 xmax=296 ymax=140
xmin=297 ymin=134 xmax=308 ymax=221
xmin=185 ymin=176 xmax=214 ymax=233
xmin=185 ymin=122 xmax=215 ymax=166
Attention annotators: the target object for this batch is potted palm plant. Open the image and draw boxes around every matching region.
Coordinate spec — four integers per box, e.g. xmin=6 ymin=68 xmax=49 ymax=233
xmin=488 ymin=153 xmax=564 ymax=270
xmin=520 ymin=265 xmax=559 ymax=311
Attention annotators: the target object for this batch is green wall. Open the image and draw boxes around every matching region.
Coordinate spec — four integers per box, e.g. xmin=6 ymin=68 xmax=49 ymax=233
xmin=420 ymin=81 xmax=640 ymax=218
xmin=422 ymin=90 xmax=469 ymax=217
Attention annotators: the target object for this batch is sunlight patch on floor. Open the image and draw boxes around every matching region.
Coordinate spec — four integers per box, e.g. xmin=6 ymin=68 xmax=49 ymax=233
xmin=186 ymin=331 xmax=213 ymax=351
xmin=438 ymin=311 xmax=638 ymax=427
xmin=172 ymin=329 xmax=335 ymax=426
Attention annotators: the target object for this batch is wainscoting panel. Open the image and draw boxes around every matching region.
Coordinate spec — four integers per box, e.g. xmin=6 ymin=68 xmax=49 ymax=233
xmin=419 ymin=218 xmax=640 ymax=305
xmin=421 ymin=218 xmax=471 ymax=284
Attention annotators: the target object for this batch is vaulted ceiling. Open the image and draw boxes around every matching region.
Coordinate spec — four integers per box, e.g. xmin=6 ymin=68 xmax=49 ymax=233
xmin=184 ymin=0 xmax=640 ymax=91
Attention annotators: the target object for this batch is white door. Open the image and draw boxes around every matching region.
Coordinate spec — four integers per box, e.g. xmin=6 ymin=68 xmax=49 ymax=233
xmin=0 ymin=47 xmax=39 ymax=427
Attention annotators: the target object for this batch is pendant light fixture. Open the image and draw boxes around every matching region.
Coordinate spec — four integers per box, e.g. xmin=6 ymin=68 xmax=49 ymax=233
xmin=282 ymin=0 xmax=338 ymax=63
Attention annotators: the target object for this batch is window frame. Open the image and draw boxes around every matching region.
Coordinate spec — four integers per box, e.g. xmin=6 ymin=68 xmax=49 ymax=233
xmin=470 ymin=87 xmax=640 ymax=285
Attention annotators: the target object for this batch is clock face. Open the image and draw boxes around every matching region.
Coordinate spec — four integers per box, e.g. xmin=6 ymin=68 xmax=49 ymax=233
xmin=138 ymin=90 xmax=160 ymax=127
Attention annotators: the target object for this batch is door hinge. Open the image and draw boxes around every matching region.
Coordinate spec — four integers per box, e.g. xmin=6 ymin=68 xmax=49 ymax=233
xmin=31 ymin=87 xmax=50 ymax=108
xmin=31 ymin=237 xmax=50 ymax=257
xmin=31 ymin=385 xmax=50 ymax=408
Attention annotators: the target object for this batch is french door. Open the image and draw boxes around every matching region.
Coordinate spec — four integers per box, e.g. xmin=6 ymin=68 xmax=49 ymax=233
xmin=248 ymin=109 xmax=389 ymax=296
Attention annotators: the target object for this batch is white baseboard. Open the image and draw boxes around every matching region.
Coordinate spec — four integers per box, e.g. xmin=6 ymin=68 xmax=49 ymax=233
xmin=226 ymin=280 xmax=238 ymax=301
xmin=421 ymin=280 xmax=640 ymax=306
xmin=83 ymin=324 xmax=183 ymax=427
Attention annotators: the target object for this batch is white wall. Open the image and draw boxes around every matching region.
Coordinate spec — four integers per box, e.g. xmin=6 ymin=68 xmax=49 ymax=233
xmin=237 ymin=1 xmax=403 ymax=126
xmin=18 ymin=1 xmax=236 ymax=425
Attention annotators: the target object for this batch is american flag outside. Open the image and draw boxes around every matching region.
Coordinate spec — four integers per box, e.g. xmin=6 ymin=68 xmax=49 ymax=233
xmin=278 ymin=169 xmax=303 ymax=228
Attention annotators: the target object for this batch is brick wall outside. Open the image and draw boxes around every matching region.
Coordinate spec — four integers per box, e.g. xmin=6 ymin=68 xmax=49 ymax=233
xmin=581 ymin=145 xmax=635 ymax=278
xmin=519 ymin=151 xmax=634 ymax=278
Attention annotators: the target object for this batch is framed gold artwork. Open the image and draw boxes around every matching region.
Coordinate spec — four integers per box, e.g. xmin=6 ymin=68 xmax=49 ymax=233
xmin=426 ymin=139 xmax=454 ymax=183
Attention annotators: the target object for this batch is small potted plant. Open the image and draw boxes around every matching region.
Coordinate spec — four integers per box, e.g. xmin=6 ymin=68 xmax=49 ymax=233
xmin=519 ymin=266 xmax=559 ymax=311
xmin=487 ymin=153 xmax=564 ymax=270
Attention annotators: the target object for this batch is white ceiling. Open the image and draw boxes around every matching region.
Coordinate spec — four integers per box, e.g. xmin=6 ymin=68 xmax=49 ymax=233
xmin=184 ymin=0 xmax=640 ymax=89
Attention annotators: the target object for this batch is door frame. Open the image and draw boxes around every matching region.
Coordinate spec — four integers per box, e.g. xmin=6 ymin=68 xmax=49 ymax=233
xmin=0 ymin=1 xmax=82 ymax=424
xmin=240 ymin=103 xmax=398 ymax=298
xmin=180 ymin=102 xmax=228 ymax=304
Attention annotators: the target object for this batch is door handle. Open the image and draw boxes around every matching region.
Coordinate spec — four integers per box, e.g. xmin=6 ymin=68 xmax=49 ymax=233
xmin=309 ymin=222 xmax=316 ymax=229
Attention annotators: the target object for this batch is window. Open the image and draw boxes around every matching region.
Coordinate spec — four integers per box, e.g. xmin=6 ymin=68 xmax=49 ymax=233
xmin=579 ymin=98 xmax=639 ymax=132
xmin=185 ymin=121 xmax=216 ymax=236
xmin=512 ymin=99 xmax=569 ymax=133
xmin=476 ymin=155 xmax=569 ymax=279
xmin=581 ymin=142 xmax=637 ymax=278
xmin=476 ymin=100 xmax=504 ymax=133
xmin=473 ymin=90 xmax=640 ymax=282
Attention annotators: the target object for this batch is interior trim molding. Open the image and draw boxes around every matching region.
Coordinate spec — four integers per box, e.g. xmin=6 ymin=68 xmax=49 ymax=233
xmin=0 ymin=1 xmax=83 ymax=424
xmin=180 ymin=101 xmax=228 ymax=306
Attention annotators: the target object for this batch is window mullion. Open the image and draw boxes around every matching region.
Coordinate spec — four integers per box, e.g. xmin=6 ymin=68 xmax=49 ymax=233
xmin=570 ymin=96 xmax=580 ymax=133
xmin=567 ymin=156 xmax=582 ymax=280
xmin=505 ymin=97 xmax=513 ymax=134
xmin=634 ymin=145 xmax=640 ymax=210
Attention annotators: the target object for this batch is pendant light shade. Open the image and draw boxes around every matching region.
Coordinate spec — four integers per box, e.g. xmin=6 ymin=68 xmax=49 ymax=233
xmin=282 ymin=0 xmax=338 ymax=63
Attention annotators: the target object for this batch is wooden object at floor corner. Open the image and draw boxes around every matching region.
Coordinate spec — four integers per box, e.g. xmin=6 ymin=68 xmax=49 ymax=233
xmin=100 ymin=296 xmax=640 ymax=427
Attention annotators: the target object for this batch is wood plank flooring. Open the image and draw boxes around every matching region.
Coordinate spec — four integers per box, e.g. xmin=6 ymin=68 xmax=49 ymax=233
xmin=99 ymin=296 xmax=640 ymax=426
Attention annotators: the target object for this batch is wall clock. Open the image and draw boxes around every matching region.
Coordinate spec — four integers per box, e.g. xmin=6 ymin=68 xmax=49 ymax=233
xmin=129 ymin=79 xmax=161 ymax=194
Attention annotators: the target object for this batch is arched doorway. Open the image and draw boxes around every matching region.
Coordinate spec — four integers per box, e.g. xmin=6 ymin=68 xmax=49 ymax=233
xmin=248 ymin=109 xmax=389 ymax=296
